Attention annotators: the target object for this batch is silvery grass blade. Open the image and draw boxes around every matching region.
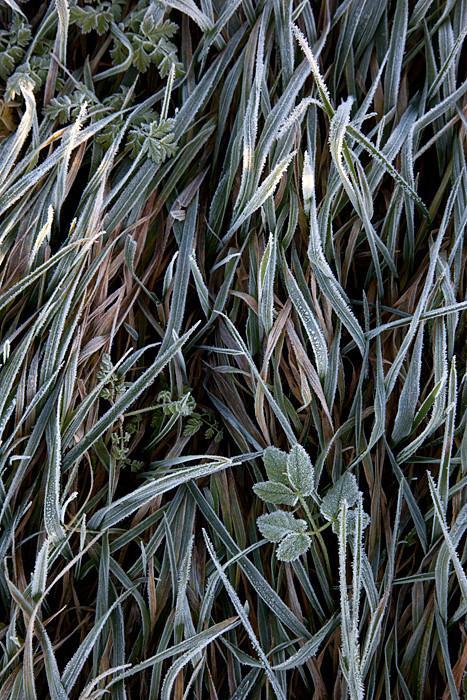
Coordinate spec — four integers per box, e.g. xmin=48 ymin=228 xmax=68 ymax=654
xmin=76 ymin=663 xmax=131 ymax=700
xmin=199 ymin=0 xmax=244 ymax=62
xmin=104 ymin=619 xmax=240 ymax=690
xmin=0 ymin=280 xmax=66 ymax=431
xmin=291 ymin=24 xmax=333 ymax=116
xmin=256 ymin=58 xmax=311 ymax=170
xmin=383 ymin=0 xmax=408 ymax=113
xmin=427 ymin=474 xmax=467 ymax=605
xmin=258 ymin=232 xmax=277 ymax=335
xmin=164 ymin=0 xmax=213 ymax=32
xmin=271 ymin=616 xmax=337 ymax=671
xmin=0 ymin=78 xmax=36 ymax=188
xmin=306 ymin=173 xmax=366 ymax=354
xmin=60 ymin=344 xmax=154 ymax=450
xmin=88 ymin=453 xmax=248 ymax=530
xmin=173 ymin=26 xmax=245 ymax=140
xmin=0 ymin=112 xmax=126 ymax=216
xmin=437 ymin=358 xmax=457 ymax=513
xmin=203 ymin=530 xmax=286 ymax=700
xmin=396 ymin=319 xmax=448 ymax=464
xmin=232 ymin=9 xmax=267 ymax=218
xmin=53 ymin=101 xmax=86 ymax=218
xmin=434 ymin=608 xmax=459 ymax=700
xmin=346 ymin=124 xmax=430 ymax=220
xmin=5 ymin=572 xmax=67 ymax=700
xmin=30 ymin=538 xmax=49 ymax=602
xmin=230 ymin=670 xmax=261 ymax=700
xmin=391 ymin=324 xmax=425 ymax=444
xmin=0 ymin=237 xmax=94 ymax=314
xmin=188 ymin=484 xmax=310 ymax=638
xmin=434 ymin=504 xmax=467 ymax=626
xmin=413 ymin=77 xmax=467 ymax=138
xmin=173 ymin=534 xmax=196 ymax=643
xmin=338 ymin=500 xmax=364 ymax=700
xmin=385 ymin=176 xmax=461 ymax=396
xmin=385 ymin=442 xmax=428 ymax=553
xmin=225 ymin=150 xmax=296 ymax=244
xmin=282 ymin=256 xmax=328 ymax=379
xmin=215 ymin=313 xmax=296 ymax=444
xmin=159 ymin=619 xmax=238 ymax=700
xmin=54 ymin=0 xmax=69 ymax=67
xmin=190 ymin=251 xmax=210 ymax=318
xmin=61 ymin=591 xmax=133 ymax=694
xmin=161 ymin=195 xmax=198 ymax=352
xmin=198 ymin=540 xmax=266 ymax=633
xmin=92 ymin=535 xmax=110 ymax=672
xmin=351 ymin=304 xmax=386 ymax=466
xmin=44 ymin=390 xmax=65 ymax=542
xmin=1 ymin=0 xmax=26 ymax=15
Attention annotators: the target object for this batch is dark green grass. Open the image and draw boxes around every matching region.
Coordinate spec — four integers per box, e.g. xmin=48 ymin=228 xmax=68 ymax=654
xmin=0 ymin=1 xmax=466 ymax=698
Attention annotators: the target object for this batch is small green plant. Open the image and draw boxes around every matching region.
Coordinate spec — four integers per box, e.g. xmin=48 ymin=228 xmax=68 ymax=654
xmin=254 ymin=446 xmax=369 ymax=561
xmin=0 ymin=15 xmax=31 ymax=82
xmin=149 ymin=390 xmax=223 ymax=444
xmin=111 ymin=2 xmax=183 ymax=76
xmin=69 ymin=0 xmax=123 ymax=35
xmin=127 ymin=116 xmax=177 ymax=164
xmin=183 ymin=407 xmax=223 ymax=442
xmin=97 ymin=352 xmax=127 ymax=403
xmin=70 ymin=0 xmax=183 ymax=77
xmin=97 ymin=353 xmax=143 ymax=470
xmin=155 ymin=389 xmax=196 ymax=417
xmin=110 ymin=416 xmax=144 ymax=472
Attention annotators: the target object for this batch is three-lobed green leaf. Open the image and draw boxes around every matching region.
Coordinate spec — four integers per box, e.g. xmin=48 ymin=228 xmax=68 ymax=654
xmin=277 ymin=532 xmax=312 ymax=562
xmin=263 ymin=446 xmax=288 ymax=483
xmin=253 ymin=481 xmax=298 ymax=506
xmin=320 ymin=472 xmax=359 ymax=522
xmin=257 ymin=511 xmax=307 ymax=543
xmin=286 ymin=444 xmax=314 ymax=496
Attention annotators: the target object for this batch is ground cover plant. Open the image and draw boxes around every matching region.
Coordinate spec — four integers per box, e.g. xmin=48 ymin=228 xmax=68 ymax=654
xmin=0 ymin=0 xmax=466 ymax=698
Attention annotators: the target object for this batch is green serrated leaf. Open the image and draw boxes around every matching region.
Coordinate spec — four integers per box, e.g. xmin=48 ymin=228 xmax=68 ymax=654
xmin=262 ymin=446 xmax=288 ymax=484
xmin=276 ymin=532 xmax=311 ymax=562
xmin=257 ymin=511 xmax=307 ymax=543
xmin=286 ymin=444 xmax=314 ymax=496
xmin=320 ymin=472 xmax=359 ymax=522
xmin=253 ymin=481 xmax=298 ymax=506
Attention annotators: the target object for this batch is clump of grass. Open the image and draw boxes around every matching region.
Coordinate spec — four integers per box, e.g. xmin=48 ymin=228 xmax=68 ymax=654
xmin=0 ymin=1 xmax=466 ymax=698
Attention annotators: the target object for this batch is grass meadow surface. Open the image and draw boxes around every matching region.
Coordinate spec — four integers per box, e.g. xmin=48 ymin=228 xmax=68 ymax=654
xmin=0 ymin=0 xmax=466 ymax=698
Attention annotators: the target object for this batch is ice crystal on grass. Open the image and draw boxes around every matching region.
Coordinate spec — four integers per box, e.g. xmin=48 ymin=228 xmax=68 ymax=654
xmin=0 ymin=1 xmax=465 ymax=698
